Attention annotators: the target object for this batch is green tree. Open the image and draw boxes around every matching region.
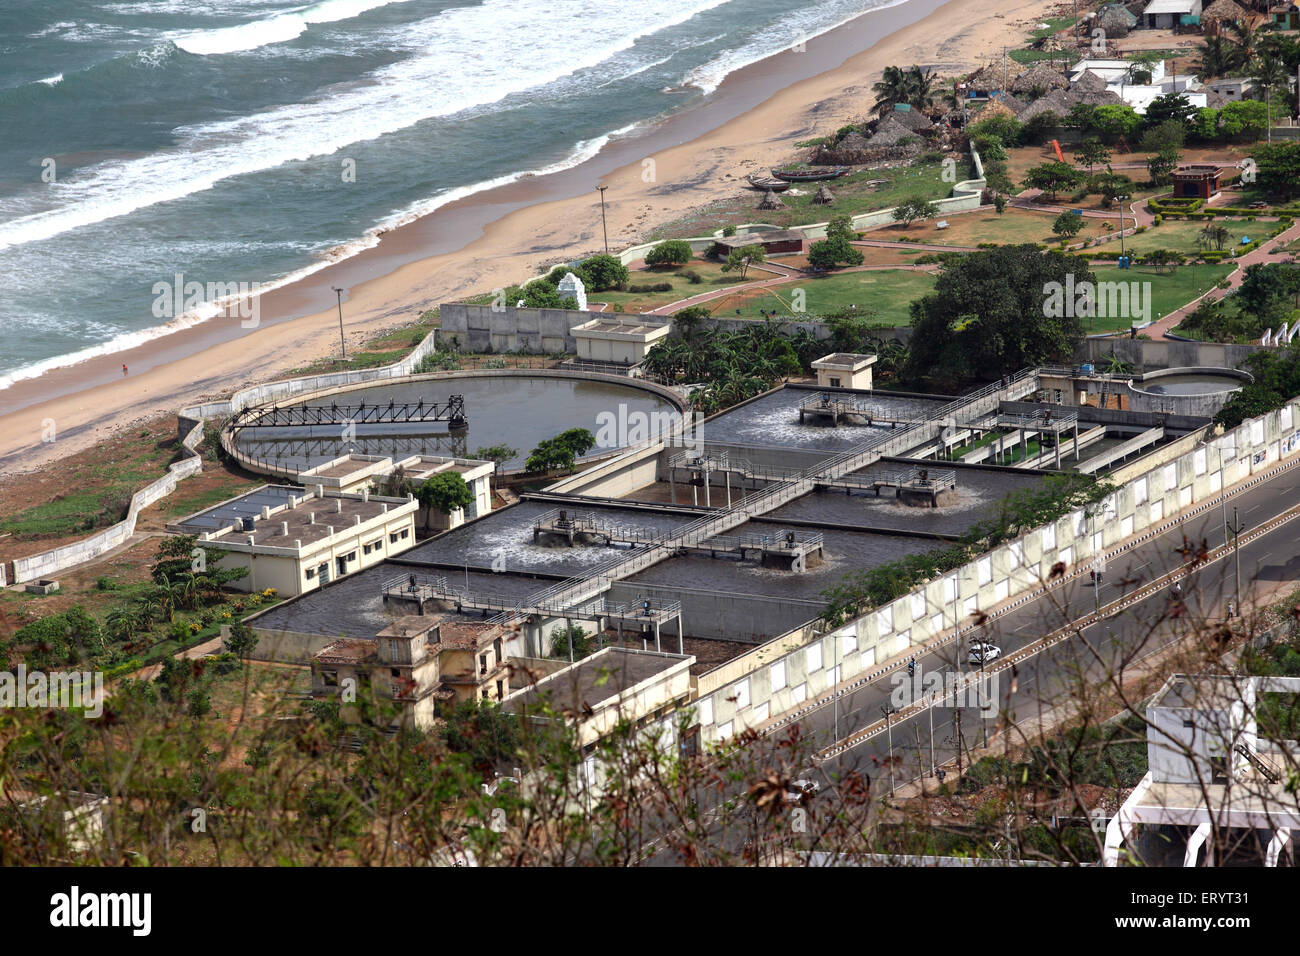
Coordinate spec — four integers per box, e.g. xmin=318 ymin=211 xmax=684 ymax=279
xmin=526 ymin=428 xmax=597 ymax=473
xmin=1022 ymin=161 xmax=1084 ymax=200
xmin=576 ymin=254 xmax=630 ymax=292
xmin=223 ymin=621 xmax=259 ymax=661
xmin=472 ymin=444 xmax=517 ymax=468
xmin=903 ymin=245 xmax=1090 ymax=391
xmin=1147 ymin=145 xmax=1181 ymax=186
xmin=644 ymin=239 xmax=693 ymax=267
xmin=1252 ymin=142 xmax=1300 ymax=200
xmin=1143 ymin=92 xmax=1198 ymax=130
xmin=808 ymin=214 xmax=865 ymax=268
xmin=1090 ymin=104 xmax=1142 ymax=144
xmin=549 ymin=623 xmax=594 ymax=660
xmin=1219 ymin=100 xmax=1269 ymax=141
xmin=1052 ymin=211 xmax=1085 ymax=240
xmin=416 ymin=472 xmax=474 ymax=528
xmin=1093 ymin=171 xmax=1135 ymax=209
xmin=1139 ymin=118 xmax=1187 ymax=154
xmin=1198 ymin=222 xmax=1231 ymax=252
xmin=439 ymin=700 xmax=522 ymax=780
xmin=1073 ymin=138 xmax=1110 ymax=172
xmin=890 ymin=196 xmax=939 ymax=228
xmin=721 ymin=244 xmax=765 ymax=279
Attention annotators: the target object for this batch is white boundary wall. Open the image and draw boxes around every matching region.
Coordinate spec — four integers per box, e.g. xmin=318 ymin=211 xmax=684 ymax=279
xmin=694 ymin=398 xmax=1300 ymax=747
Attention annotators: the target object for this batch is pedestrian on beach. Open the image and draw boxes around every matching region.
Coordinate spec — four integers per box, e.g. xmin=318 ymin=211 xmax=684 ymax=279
xmin=122 ymin=363 xmax=128 ymax=376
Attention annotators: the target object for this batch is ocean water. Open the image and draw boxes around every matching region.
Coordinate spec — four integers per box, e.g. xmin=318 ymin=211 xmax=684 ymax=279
xmin=0 ymin=0 xmax=897 ymax=389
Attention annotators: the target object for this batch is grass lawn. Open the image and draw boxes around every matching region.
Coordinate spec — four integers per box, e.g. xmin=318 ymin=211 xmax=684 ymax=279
xmin=646 ymin=160 xmax=975 ymax=240
xmin=1082 ymin=264 xmax=1234 ymax=332
xmin=594 ymin=259 xmax=753 ymax=313
xmin=1098 ymin=219 xmax=1257 ymax=256
xmin=0 ymin=422 xmax=182 ymax=540
xmin=705 ymin=269 xmax=937 ymax=326
xmin=877 ymin=207 xmax=1061 ymax=246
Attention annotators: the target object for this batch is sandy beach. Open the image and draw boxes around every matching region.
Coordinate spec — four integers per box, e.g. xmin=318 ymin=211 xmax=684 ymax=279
xmin=0 ymin=0 xmax=1059 ymax=478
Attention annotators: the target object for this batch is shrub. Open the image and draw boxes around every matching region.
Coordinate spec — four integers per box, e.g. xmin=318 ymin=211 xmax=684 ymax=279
xmin=644 ymin=239 xmax=693 ymax=267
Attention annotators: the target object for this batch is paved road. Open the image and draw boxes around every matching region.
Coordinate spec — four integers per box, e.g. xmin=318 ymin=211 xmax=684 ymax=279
xmin=796 ymin=458 xmax=1300 ymax=794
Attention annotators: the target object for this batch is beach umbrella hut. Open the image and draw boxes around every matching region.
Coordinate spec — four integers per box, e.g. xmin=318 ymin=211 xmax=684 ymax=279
xmin=813 ymin=184 xmax=835 ymax=205
xmin=757 ymin=189 xmax=786 ymax=210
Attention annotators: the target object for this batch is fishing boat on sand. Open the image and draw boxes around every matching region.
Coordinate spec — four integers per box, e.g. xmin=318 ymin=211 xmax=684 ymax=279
xmin=770 ymin=166 xmax=849 ymax=182
xmin=745 ymin=174 xmax=792 ymax=191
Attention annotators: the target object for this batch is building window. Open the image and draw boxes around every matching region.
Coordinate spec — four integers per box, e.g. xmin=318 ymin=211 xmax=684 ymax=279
xmin=496 ymin=679 xmax=504 ymax=700
xmin=345 ymin=551 xmax=357 ymax=562
xmin=322 ymin=670 xmax=338 ymax=687
xmin=829 ymin=376 xmax=840 ymax=387
xmin=371 ymin=539 xmax=382 ymax=550
xmin=363 ymin=543 xmax=371 ymax=555
xmin=391 ymin=668 xmax=401 ymax=677
xmin=390 ymin=532 xmax=399 ymax=543
xmin=305 ymin=567 xmax=316 ymax=579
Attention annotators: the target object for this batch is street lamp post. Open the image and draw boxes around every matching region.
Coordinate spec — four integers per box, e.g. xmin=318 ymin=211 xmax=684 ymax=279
xmin=881 ymin=704 xmax=896 ymax=794
xmin=331 ymin=286 xmax=347 ymax=360
xmin=596 ymin=185 xmax=609 ymax=254
xmin=1227 ymin=505 xmax=1245 ymax=617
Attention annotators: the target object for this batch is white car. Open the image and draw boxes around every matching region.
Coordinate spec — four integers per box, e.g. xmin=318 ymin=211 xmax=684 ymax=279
xmin=785 ymin=778 xmax=821 ymax=804
xmin=968 ymin=643 xmax=1001 ymax=666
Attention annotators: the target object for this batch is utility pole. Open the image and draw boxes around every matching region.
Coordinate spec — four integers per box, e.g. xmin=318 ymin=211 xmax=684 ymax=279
xmin=882 ymin=705 xmax=896 ymax=794
xmin=596 ymin=185 xmax=609 ymax=254
xmin=1227 ymin=506 xmax=1245 ymax=616
xmin=332 ymin=287 xmax=347 ymax=359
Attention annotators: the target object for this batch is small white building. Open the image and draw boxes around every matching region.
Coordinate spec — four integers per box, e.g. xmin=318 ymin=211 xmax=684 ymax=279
xmin=571 ymin=316 xmax=671 ymax=367
xmin=1104 ymin=673 xmax=1300 ymax=867
xmin=175 ymin=485 xmax=419 ymax=596
xmin=19 ymin=791 xmax=109 ymax=854
xmin=1068 ymin=58 xmax=1168 ymax=86
xmin=1203 ymin=76 xmax=1256 ymax=102
xmin=1142 ymin=0 xmax=1202 ymax=30
xmin=812 ymin=352 xmax=877 ymax=390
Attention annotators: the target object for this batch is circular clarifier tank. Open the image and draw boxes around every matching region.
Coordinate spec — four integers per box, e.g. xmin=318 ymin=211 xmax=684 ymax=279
xmin=232 ymin=370 xmax=685 ymax=472
xmin=1125 ymin=367 xmax=1252 ymax=416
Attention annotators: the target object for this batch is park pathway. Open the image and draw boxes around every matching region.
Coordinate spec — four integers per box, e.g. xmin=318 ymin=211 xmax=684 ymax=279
xmin=1140 ymin=219 xmax=1300 ymax=339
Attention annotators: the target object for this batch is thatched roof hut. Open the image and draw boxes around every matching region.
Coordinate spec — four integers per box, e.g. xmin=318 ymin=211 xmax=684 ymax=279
xmin=757 ymin=189 xmax=785 ymax=210
xmin=1201 ymin=0 xmax=1248 ymax=25
xmin=1011 ymin=62 xmax=1070 ymax=96
xmin=1017 ymin=89 xmax=1074 ymax=123
xmin=813 ymin=184 xmax=835 ymax=205
xmin=1095 ymin=2 xmax=1137 ymax=36
xmin=888 ymin=105 xmax=933 ymax=131
xmin=966 ymin=55 xmax=1024 ymax=94
xmin=1076 ymin=88 xmax=1122 ymax=106
xmin=866 ymin=115 xmax=920 ymax=146
xmin=1072 ymin=69 xmax=1110 ymax=94
xmin=975 ymin=98 xmax=1018 ymax=124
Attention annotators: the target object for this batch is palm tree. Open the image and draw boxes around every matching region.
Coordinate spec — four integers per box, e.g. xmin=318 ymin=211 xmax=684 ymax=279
xmin=1195 ymin=36 xmax=1237 ymax=80
xmin=1251 ymin=51 xmax=1289 ymax=143
xmin=1225 ymin=17 xmax=1261 ymax=67
xmin=872 ymin=66 xmax=911 ymax=117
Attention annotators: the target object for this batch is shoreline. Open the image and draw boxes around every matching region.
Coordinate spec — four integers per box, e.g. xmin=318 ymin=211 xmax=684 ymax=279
xmin=0 ymin=0 xmax=1057 ymax=478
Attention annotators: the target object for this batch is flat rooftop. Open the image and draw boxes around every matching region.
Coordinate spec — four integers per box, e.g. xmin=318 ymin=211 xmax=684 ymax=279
xmin=575 ymin=320 xmax=667 ymax=335
xmin=813 ymin=352 xmax=877 ymax=369
xmin=212 ymin=495 xmax=404 ymax=549
xmin=504 ymin=646 xmax=689 ymax=714
xmin=172 ymin=485 xmax=299 ymax=533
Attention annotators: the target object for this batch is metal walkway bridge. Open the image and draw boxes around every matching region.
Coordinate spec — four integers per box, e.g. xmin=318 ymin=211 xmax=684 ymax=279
xmin=232 ymin=394 xmax=467 ymax=430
